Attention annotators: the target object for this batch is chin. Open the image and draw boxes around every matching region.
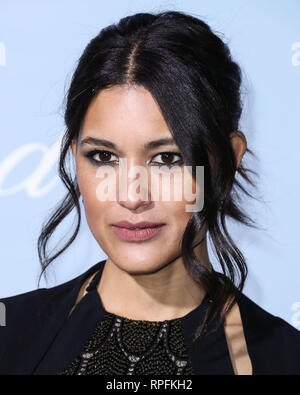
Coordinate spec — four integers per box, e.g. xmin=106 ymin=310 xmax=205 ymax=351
xmin=111 ymin=255 xmax=168 ymax=275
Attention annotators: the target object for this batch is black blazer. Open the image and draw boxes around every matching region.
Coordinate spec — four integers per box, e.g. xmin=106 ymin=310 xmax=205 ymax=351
xmin=0 ymin=260 xmax=299 ymax=375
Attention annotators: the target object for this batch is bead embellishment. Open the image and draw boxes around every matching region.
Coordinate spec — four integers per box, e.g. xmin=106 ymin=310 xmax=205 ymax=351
xmin=61 ymin=312 xmax=194 ymax=375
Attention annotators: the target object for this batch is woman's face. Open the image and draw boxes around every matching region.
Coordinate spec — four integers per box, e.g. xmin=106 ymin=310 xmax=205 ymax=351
xmin=72 ymin=85 xmax=201 ymax=274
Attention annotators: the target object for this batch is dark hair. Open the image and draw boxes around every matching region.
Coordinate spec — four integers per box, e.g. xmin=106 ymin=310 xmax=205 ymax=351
xmin=37 ymin=10 xmax=259 ymax=341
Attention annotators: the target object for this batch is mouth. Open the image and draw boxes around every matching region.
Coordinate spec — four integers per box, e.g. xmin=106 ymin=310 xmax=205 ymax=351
xmin=111 ymin=221 xmax=165 ymax=242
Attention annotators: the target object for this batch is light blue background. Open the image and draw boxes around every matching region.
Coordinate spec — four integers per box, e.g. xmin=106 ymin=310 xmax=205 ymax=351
xmin=0 ymin=0 xmax=299 ymax=329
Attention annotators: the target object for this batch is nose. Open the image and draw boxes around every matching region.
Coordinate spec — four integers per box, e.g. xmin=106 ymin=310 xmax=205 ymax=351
xmin=118 ymin=194 xmax=150 ymax=212
xmin=117 ymin=160 xmax=152 ymax=212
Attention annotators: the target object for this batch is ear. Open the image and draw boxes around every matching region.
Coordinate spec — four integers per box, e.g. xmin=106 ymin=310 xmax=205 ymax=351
xmin=71 ymin=139 xmax=77 ymax=157
xmin=230 ymin=130 xmax=247 ymax=169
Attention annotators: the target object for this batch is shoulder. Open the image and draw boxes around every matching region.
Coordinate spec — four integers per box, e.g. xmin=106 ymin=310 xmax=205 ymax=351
xmin=237 ymin=291 xmax=299 ymax=338
xmin=0 ymin=261 xmax=103 ymax=326
xmin=0 ymin=261 xmax=105 ymax=371
xmin=237 ymin=292 xmax=300 ymax=374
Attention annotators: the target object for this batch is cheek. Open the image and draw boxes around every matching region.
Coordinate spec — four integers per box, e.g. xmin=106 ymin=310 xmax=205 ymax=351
xmin=161 ymin=199 xmax=192 ymax=230
xmin=77 ymin=162 xmax=98 ymax=200
xmin=165 ymin=171 xmax=198 ymax=217
xmin=76 ymin=162 xmax=110 ymax=222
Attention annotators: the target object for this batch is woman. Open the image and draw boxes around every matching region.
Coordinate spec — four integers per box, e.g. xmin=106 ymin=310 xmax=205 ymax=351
xmin=0 ymin=10 xmax=299 ymax=375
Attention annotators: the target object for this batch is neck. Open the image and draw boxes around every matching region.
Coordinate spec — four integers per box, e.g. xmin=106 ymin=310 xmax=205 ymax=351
xmin=97 ymin=235 xmax=211 ymax=321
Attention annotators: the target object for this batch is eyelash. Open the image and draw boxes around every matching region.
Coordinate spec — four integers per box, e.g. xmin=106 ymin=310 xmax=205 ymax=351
xmin=84 ymin=150 xmax=184 ymax=168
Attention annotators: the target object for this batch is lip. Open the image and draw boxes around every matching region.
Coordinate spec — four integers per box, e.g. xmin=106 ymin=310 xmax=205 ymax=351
xmin=112 ymin=221 xmax=165 ymax=229
xmin=112 ymin=225 xmax=165 ymax=242
xmin=111 ymin=221 xmax=166 ymax=242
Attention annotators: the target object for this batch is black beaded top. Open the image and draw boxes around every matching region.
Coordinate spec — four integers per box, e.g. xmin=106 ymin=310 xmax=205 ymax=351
xmin=61 ymin=312 xmax=194 ymax=375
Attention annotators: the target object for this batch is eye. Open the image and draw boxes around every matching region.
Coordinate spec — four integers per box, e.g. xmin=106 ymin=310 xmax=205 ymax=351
xmin=83 ymin=150 xmax=183 ymax=167
xmin=150 ymin=152 xmax=183 ymax=167
xmin=85 ymin=150 xmax=119 ymax=165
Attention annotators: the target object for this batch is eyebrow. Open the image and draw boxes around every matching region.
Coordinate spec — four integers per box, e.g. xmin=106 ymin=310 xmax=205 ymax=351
xmin=80 ymin=136 xmax=177 ymax=151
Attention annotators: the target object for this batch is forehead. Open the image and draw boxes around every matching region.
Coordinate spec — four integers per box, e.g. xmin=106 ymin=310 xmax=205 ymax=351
xmin=80 ymin=85 xmax=171 ymax=141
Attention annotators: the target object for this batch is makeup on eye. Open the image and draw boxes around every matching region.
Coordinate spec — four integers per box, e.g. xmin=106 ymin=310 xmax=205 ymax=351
xmin=82 ymin=149 xmax=184 ymax=167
